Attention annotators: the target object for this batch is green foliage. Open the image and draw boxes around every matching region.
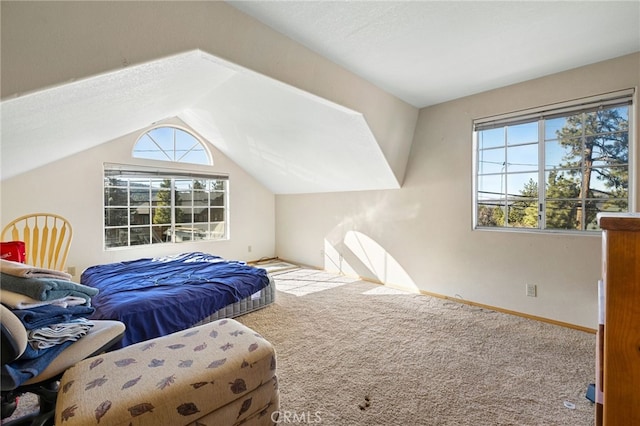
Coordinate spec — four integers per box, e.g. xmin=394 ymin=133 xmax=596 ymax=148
xmin=153 ymin=179 xmax=184 ymax=225
xmin=548 ymin=107 xmax=628 ymax=230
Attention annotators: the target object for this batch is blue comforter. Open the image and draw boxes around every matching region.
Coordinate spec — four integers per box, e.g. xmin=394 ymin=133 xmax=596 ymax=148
xmin=81 ymin=252 xmax=269 ymax=348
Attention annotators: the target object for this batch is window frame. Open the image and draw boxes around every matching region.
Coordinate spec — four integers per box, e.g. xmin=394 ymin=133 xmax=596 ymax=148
xmin=132 ymin=125 xmax=212 ymax=165
xmin=103 ymin=164 xmax=229 ymax=249
xmin=472 ymin=89 xmax=635 ymax=234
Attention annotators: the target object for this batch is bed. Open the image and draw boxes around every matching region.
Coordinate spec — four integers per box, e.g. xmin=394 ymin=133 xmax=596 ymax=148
xmin=80 ymin=252 xmax=275 ymax=348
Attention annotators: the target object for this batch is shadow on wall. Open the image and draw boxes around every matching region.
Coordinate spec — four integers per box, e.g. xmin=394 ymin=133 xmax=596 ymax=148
xmin=323 ymin=231 xmax=419 ymax=292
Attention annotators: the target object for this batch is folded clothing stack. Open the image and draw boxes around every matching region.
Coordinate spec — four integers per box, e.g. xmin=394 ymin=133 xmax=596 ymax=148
xmin=0 ymin=260 xmax=101 ymax=389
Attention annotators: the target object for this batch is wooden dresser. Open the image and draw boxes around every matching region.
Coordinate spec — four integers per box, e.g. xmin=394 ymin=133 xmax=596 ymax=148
xmin=596 ymin=213 xmax=640 ymax=425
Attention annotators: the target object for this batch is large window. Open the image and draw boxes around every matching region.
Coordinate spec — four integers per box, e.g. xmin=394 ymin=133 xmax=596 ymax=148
xmin=103 ymin=166 xmax=228 ymax=248
xmin=474 ymin=90 xmax=633 ymax=232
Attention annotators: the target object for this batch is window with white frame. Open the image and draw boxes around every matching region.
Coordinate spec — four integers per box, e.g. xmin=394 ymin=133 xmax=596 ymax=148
xmin=103 ymin=166 xmax=228 ymax=248
xmin=133 ymin=126 xmax=210 ymax=165
xmin=474 ymin=89 xmax=633 ymax=232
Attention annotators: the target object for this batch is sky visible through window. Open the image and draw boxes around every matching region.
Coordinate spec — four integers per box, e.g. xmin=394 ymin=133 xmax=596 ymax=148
xmin=133 ymin=126 xmax=210 ymax=165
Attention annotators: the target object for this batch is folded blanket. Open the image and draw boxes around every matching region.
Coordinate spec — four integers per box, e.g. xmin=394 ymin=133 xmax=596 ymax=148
xmin=0 ymin=288 xmax=87 ymax=309
xmin=10 ymin=304 xmax=95 ymax=331
xmin=1 ymin=340 xmax=74 ymax=390
xmin=0 ymin=273 xmax=98 ymax=302
xmin=28 ymin=318 xmax=94 ymax=350
xmin=1 ymin=259 xmax=72 ymax=280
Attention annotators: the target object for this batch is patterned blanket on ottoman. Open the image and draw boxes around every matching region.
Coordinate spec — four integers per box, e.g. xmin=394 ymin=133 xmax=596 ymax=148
xmin=55 ymin=318 xmax=278 ymax=426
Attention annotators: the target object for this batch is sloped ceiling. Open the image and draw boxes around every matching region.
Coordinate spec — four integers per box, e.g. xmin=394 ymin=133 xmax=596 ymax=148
xmin=0 ymin=50 xmax=399 ymax=193
xmin=229 ymin=1 xmax=640 ymax=108
xmin=2 ymin=1 xmax=639 ymax=194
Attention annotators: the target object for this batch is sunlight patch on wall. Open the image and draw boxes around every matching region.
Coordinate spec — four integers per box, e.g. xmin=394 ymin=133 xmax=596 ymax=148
xmin=323 ymin=231 xmax=418 ymax=292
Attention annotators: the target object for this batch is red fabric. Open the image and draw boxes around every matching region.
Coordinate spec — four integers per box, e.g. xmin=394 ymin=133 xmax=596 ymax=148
xmin=1 ymin=241 xmax=26 ymax=263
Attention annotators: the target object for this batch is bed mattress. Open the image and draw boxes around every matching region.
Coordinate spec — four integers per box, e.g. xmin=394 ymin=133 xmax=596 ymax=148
xmin=81 ymin=252 xmax=274 ymax=348
xmin=193 ymin=275 xmax=275 ymax=325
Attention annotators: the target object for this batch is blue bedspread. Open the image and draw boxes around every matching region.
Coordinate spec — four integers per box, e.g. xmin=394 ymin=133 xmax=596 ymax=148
xmin=81 ymin=252 xmax=269 ymax=348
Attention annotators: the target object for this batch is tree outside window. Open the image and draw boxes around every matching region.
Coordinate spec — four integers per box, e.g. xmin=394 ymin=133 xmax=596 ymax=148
xmin=475 ymin=93 xmax=631 ymax=232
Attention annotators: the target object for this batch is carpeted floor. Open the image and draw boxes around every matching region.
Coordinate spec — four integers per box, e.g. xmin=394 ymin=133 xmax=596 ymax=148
xmin=4 ymin=267 xmax=596 ymax=425
xmin=236 ymin=268 xmax=596 ymax=425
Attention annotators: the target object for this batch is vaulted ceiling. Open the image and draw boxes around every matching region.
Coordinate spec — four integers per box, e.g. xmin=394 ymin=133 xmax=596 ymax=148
xmin=229 ymin=1 xmax=640 ymax=108
xmin=1 ymin=1 xmax=638 ymax=193
xmin=1 ymin=50 xmax=398 ymax=193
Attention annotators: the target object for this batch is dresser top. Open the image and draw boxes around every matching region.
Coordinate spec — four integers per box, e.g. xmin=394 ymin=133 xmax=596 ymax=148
xmin=598 ymin=213 xmax=640 ymax=231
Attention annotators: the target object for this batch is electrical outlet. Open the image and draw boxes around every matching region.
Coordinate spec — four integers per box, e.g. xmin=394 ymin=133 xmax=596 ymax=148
xmin=526 ymin=284 xmax=537 ymax=297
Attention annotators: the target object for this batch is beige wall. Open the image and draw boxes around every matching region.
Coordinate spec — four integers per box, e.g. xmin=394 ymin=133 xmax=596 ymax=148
xmin=0 ymin=118 xmax=275 ymax=279
xmin=276 ymin=53 xmax=639 ymax=329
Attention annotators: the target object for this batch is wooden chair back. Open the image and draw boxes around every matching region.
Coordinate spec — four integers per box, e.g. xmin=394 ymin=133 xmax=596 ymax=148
xmin=1 ymin=213 xmax=73 ymax=271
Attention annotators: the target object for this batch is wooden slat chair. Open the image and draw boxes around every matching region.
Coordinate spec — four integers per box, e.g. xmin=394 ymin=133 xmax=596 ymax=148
xmin=1 ymin=213 xmax=73 ymax=272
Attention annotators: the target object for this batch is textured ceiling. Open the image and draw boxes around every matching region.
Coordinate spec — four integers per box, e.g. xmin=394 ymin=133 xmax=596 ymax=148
xmin=228 ymin=1 xmax=640 ymax=108
xmin=1 ymin=50 xmax=399 ymax=193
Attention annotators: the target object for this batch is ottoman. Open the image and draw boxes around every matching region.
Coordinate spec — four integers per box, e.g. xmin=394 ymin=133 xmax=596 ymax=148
xmin=55 ymin=319 xmax=278 ymax=426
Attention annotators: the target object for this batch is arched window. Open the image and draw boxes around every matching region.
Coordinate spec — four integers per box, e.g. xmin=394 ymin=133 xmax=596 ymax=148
xmin=133 ymin=126 xmax=211 ymax=165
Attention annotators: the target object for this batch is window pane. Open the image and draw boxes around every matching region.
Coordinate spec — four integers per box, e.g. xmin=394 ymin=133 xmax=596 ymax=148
xmin=507 ymin=121 xmax=537 ymax=145
xmin=545 ymin=200 xmax=581 ymax=230
xmin=105 ymin=228 xmax=127 ymax=248
xmin=506 ymin=144 xmax=537 ymax=172
xmin=152 ymin=207 xmax=171 ymax=225
xmin=478 ymin=147 xmax=505 ymax=175
xmin=545 ymin=117 xmax=568 ymax=140
xmin=545 ymin=170 xmax=580 ymax=199
xmin=549 ymin=113 xmax=584 ymax=140
xmin=506 ymin=173 xmax=537 ymax=199
xmin=591 ymin=134 xmax=628 ymax=167
xmin=210 ymin=192 xmax=225 ymax=207
xmin=477 ymin=202 xmax=506 ymax=227
xmin=477 ymin=174 xmax=504 ymax=201
xmin=130 ymin=188 xmax=150 ymax=206
xmin=130 ymin=227 xmax=151 ymax=245
xmin=174 ymin=179 xmax=192 ymax=190
xmin=150 ymin=179 xmax=167 ymax=189
xmin=174 ymin=227 xmax=194 ymax=242
xmin=210 ymin=180 xmax=226 ymax=191
xmin=507 ymin=201 xmax=538 ymax=228
xmin=210 ymin=222 xmax=226 ymax=239
xmin=179 ymin=208 xmax=194 ymax=223
xmin=105 ymin=187 xmax=128 ymax=207
xmin=194 ymin=208 xmax=208 ymax=223
xmin=147 ymin=127 xmax=174 ymax=154
xmin=180 ymin=150 xmax=209 ymax=165
xmin=589 ymin=166 xmax=628 ymax=196
xmin=478 ymin=128 xmax=504 ymax=149
xmin=210 ymin=208 xmax=225 ymax=222
xmin=133 ymin=126 xmax=211 ymax=165
xmin=193 ymin=191 xmax=208 ymax=207
xmin=152 ymin=226 xmax=169 ymax=243
xmin=193 ymin=224 xmax=208 ymax=241
xmin=176 ymin=191 xmax=192 ymax=207
xmin=105 ymin=208 xmax=128 ymax=226
xmin=545 ymin=139 xmax=582 ymax=170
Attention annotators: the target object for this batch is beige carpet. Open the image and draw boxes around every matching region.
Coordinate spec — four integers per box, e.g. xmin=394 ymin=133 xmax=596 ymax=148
xmin=5 ymin=268 xmax=596 ymax=425
xmin=236 ymin=268 xmax=596 ymax=425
